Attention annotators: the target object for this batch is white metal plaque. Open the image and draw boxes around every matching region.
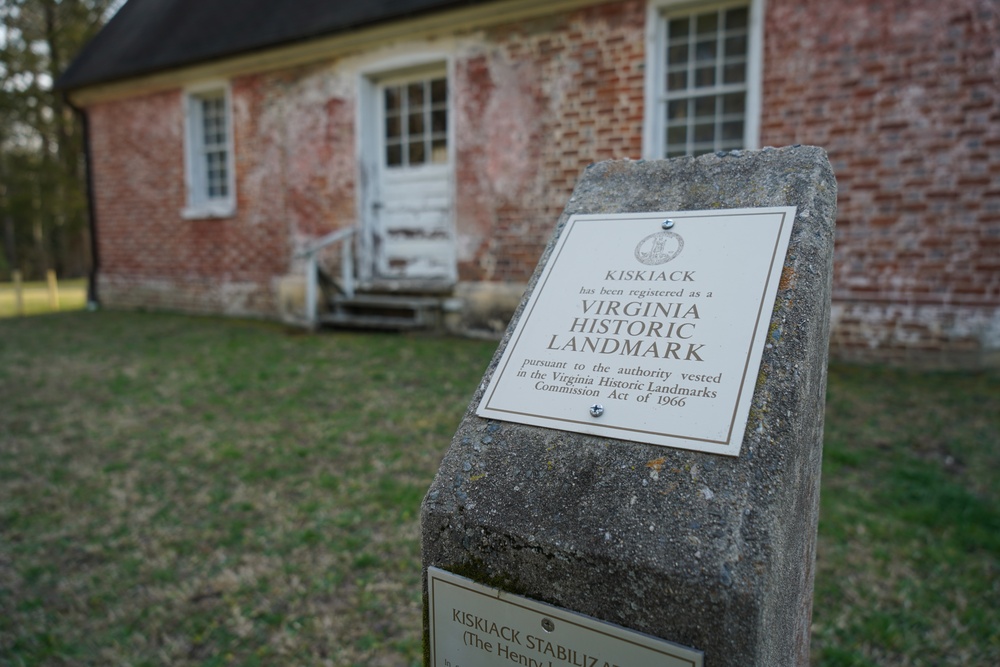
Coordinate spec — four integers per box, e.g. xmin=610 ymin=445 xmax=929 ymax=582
xmin=428 ymin=567 xmax=703 ymax=667
xmin=477 ymin=208 xmax=796 ymax=456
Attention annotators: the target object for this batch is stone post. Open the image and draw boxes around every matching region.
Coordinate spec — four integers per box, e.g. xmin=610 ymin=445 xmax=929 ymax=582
xmin=422 ymin=146 xmax=836 ymax=666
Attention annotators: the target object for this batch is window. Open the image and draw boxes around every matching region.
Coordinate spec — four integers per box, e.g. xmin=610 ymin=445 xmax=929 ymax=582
xmin=646 ymin=1 xmax=761 ymax=158
xmin=184 ymin=85 xmax=235 ymax=217
xmin=383 ymin=76 xmax=448 ymax=167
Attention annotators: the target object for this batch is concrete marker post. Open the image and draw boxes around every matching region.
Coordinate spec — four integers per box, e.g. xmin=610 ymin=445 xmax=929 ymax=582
xmin=422 ymin=146 xmax=837 ymax=666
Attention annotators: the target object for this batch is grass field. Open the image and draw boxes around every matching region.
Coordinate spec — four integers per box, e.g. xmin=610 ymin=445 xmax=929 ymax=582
xmin=0 ymin=279 xmax=88 ymax=318
xmin=0 ymin=312 xmax=997 ymax=666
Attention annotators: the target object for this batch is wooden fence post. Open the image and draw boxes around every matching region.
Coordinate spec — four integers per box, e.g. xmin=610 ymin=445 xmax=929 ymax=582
xmin=47 ymin=270 xmax=60 ymax=311
xmin=12 ymin=270 xmax=24 ymax=316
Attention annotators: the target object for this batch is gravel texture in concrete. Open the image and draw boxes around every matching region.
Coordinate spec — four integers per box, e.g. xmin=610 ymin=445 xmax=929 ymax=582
xmin=422 ymin=146 xmax=837 ymax=666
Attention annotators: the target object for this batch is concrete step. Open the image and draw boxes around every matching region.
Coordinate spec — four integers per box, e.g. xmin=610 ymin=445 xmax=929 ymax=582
xmin=320 ymin=293 xmax=443 ymax=331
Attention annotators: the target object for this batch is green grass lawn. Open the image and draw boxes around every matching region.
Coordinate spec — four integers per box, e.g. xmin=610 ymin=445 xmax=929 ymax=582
xmin=0 ymin=312 xmax=997 ymax=666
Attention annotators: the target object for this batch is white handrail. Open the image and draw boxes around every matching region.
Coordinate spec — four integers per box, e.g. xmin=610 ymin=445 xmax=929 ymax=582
xmin=297 ymin=226 xmax=356 ymax=328
xmin=297 ymin=227 xmax=356 ymax=257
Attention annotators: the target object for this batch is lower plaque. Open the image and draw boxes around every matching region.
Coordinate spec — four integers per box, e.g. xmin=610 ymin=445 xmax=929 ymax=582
xmin=428 ymin=567 xmax=703 ymax=667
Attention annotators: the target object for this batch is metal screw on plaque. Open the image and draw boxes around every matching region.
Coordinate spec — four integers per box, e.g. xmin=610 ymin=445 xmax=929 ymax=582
xmin=589 ymin=404 xmax=604 ymax=418
xmin=662 ymin=219 xmax=675 ymax=230
xmin=541 ymin=618 xmax=555 ymax=633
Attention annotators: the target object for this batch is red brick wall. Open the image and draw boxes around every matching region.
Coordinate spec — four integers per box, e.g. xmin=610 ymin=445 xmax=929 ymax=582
xmin=86 ymin=0 xmax=999 ymax=365
xmin=453 ymin=1 xmax=647 ymax=282
xmin=89 ymin=62 xmax=357 ymax=316
xmin=761 ymin=0 xmax=1000 ymax=366
xmin=88 ymin=1 xmax=648 ymax=316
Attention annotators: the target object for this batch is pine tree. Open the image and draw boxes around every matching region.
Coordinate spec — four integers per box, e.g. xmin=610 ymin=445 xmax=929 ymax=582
xmin=0 ymin=0 xmax=120 ymax=280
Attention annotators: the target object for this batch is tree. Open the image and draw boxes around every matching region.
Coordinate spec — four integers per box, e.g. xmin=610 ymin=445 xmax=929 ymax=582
xmin=0 ymin=0 xmax=121 ymax=280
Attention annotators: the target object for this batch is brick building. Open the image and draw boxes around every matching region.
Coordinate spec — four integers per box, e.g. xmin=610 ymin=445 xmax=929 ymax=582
xmin=59 ymin=0 xmax=999 ymax=367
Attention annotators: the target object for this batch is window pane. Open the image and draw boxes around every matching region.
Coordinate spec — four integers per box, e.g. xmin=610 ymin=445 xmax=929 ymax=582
xmin=407 ymin=83 xmax=425 ymax=108
xmin=694 ymin=96 xmax=716 ymax=118
xmin=668 ymin=18 xmax=689 ymax=39
xmin=408 ymin=140 xmax=425 ymax=165
xmin=432 ymin=109 xmax=447 ymax=133
xmin=695 ymin=38 xmax=717 ymax=62
xmin=694 ymin=122 xmax=715 ymax=143
xmin=386 ymin=115 xmax=401 ymax=139
xmin=667 ymin=70 xmax=688 ymax=91
xmin=209 ymin=176 xmax=227 ymax=198
xmin=695 ymin=66 xmax=715 ymax=87
xmin=202 ymin=98 xmax=226 ymax=147
xmin=666 ymin=125 xmax=687 ymax=145
xmin=668 ymin=99 xmax=688 ymax=120
xmin=726 ymin=7 xmax=749 ymax=30
xmin=431 ymin=139 xmax=447 ymax=164
xmin=383 ymin=75 xmax=449 ymax=167
xmin=408 ymin=112 xmax=425 ymax=135
xmin=695 ymin=12 xmax=718 ymax=35
xmin=724 ymin=62 xmax=746 ymax=84
xmin=386 ymin=143 xmax=402 ymax=166
xmin=722 ymin=120 xmax=744 ymax=141
xmin=659 ymin=5 xmax=749 ymax=158
xmin=206 ymin=146 xmax=227 ymax=197
xmin=668 ymin=43 xmax=689 ymax=65
xmin=385 ymin=87 xmax=401 ymax=113
xmin=430 ymin=78 xmax=447 ymax=104
xmin=722 ymin=92 xmax=745 ymax=116
xmin=188 ymin=90 xmax=232 ymax=206
xmin=725 ymin=35 xmax=747 ymax=58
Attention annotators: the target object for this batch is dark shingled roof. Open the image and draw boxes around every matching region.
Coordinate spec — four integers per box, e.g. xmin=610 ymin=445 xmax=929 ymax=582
xmin=57 ymin=0 xmax=488 ymax=90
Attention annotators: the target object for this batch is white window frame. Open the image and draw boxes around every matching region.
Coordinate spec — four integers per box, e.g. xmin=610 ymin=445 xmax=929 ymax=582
xmin=183 ymin=81 xmax=236 ymax=219
xmin=643 ymin=0 xmax=765 ymax=159
xmin=376 ymin=65 xmax=451 ymax=171
xmin=356 ymin=51 xmax=456 ymax=174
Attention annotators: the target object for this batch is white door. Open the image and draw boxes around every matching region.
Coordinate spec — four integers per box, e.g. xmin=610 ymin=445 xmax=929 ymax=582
xmin=368 ymin=71 xmax=455 ymax=285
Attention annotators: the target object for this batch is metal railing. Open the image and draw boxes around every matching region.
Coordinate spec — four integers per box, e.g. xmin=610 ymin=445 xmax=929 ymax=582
xmin=296 ymin=227 xmax=356 ymax=328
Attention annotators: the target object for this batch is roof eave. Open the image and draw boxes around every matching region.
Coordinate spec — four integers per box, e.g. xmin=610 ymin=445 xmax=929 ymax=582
xmin=64 ymin=0 xmax=605 ymax=106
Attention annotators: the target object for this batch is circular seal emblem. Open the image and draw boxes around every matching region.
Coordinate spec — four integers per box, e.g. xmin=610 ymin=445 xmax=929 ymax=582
xmin=634 ymin=231 xmax=684 ymax=265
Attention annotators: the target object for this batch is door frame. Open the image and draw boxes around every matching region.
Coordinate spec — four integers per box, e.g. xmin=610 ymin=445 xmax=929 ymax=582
xmin=356 ymin=52 xmax=457 ymax=286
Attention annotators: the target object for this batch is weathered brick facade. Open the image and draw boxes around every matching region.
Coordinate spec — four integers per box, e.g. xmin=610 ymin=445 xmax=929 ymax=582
xmin=81 ymin=0 xmax=999 ymax=366
xmin=761 ymin=0 xmax=1000 ymax=367
xmin=453 ymin=1 xmax=647 ymax=282
xmin=89 ymin=65 xmax=355 ymax=316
